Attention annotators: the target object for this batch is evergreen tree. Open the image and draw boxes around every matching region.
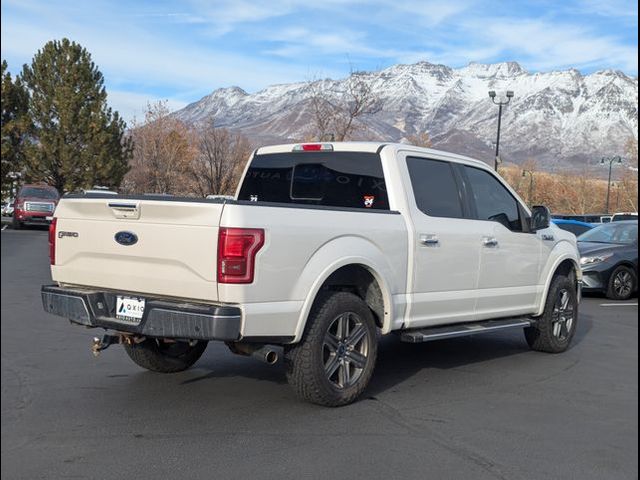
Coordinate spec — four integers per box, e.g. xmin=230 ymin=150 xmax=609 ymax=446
xmin=20 ymin=39 xmax=132 ymax=192
xmin=1 ymin=60 xmax=30 ymax=195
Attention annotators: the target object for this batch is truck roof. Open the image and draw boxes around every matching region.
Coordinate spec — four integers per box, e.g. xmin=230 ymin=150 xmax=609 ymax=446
xmin=255 ymin=142 xmax=490 ymax=169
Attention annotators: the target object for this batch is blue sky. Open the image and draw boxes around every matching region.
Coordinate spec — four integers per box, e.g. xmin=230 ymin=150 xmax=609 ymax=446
xmin=1 ymin=0 xmax=637 ymax=123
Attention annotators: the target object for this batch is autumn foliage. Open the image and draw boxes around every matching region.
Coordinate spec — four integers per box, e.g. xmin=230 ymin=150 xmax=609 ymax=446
xmin=501 ymin=164 xmax=638 ymax=215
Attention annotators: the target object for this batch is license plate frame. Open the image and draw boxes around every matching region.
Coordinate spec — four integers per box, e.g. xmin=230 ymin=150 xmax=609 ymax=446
xmin=115 ymin=296 xmax=146 ymax=323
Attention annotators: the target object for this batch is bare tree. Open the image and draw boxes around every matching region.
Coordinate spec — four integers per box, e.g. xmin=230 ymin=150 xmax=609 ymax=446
xmin=307 ymin=67 xmax=381 ymax=141
xmin=189 ymin=118 xmax=251 ymax=197
xmin=405 ymin=132 xmax=432 ymax=148
xmin=625 ymin=136 xmax=638 ymax=168
xmin=124 ymin=101 xmax=195 ymax=195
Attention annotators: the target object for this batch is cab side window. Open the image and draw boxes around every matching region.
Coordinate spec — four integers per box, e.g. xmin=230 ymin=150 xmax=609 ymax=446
xmin=464 ymin=166 xmax=524 ymax=232
xmin=406 ymin=157 xmax=464 ymax=219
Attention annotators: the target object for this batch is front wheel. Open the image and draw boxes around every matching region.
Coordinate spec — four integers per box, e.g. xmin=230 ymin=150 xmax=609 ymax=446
xmin=12 ymin=217 xmax=22 ymax=230
xmin=124 ymin=339 xmax=208 ymax=373
xmin=607 ymin=266 xmax=636 ymax=301
xmin=284 ymin=292 xmax=378 ymax=407
xmin=525 ymin=274 xmax=578 ymax=353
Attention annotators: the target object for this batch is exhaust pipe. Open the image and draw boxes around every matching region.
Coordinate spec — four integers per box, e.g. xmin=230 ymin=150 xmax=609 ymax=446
xmin=251 ymin=346 xmax=279 ymax=365
xmin=225 ymin=342 xmax=280 ymax=365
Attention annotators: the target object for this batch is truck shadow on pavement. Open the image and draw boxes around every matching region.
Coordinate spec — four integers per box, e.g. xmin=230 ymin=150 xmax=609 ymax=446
xmin=181 ymin=315 xmax=593 ymax=401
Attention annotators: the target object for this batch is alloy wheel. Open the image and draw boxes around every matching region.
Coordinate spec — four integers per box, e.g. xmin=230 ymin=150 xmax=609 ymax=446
xmin=323 ymin=312 xmax=370 ymax=389
xmin=552 ymin=289 xmax=575 ymax=341
xmin=613 ymin=271 xmax=633 ymax=299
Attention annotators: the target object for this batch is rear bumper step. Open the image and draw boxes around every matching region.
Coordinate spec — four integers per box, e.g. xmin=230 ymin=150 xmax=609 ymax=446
xmin=400 ymin=318 xmax=533 ymax=343
xmin=41 ymin=285 xmax=241 ymax=341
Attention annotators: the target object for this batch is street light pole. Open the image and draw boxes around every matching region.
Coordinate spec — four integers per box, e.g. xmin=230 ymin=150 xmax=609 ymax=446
xmin=489 ymin=90 xmax=514 ymax=171
xmin=601 ymin=156 xmax=623 ymax=214
xmin=522 ymin=169 xmax=535 ymax=205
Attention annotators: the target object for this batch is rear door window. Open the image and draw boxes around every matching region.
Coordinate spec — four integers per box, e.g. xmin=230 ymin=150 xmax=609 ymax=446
xmin=238 ymin=151 xmax=389 ymax=210
xmin=406 ymin=157 xmax=464 ymax=218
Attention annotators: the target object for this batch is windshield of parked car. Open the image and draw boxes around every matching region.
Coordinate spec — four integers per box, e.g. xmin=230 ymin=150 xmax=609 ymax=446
xmin=20 ymin=187 xmax=59 ymax=199
xmin=578 ymin=222 xmax=638 ymax=245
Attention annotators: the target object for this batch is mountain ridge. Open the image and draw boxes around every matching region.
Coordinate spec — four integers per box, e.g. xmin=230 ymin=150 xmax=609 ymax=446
xmin=173 ymin=61 xmax=638 ymax=171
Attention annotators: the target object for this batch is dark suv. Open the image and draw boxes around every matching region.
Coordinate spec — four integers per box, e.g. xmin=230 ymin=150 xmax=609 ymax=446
xmin=13 ymin=184 xmax=60 ymax=229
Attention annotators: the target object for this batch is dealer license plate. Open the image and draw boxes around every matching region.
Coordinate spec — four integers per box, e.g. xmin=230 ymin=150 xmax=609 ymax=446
xmin=116 ymin=296 xmax=146 ymax=323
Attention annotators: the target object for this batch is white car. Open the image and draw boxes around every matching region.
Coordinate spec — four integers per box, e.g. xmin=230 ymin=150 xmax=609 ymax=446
xmin=41 ymin=142 xmax=581 ymax=406
xmin=611 ymin=212 xmax=638 ymax=222
xmin=2 ymin=201 xmax=14 ymax=216
xmin=81 ymin=189 xmax=118 ymax=195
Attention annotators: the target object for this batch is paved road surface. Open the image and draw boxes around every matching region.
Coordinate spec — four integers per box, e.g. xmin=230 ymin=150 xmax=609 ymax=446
xmin=1 ymin=228 xmax=638 ymax=479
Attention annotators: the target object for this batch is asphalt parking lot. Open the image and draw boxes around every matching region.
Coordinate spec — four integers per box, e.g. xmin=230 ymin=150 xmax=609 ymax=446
xmin=1 ymin=227 xmax=638 ymax=480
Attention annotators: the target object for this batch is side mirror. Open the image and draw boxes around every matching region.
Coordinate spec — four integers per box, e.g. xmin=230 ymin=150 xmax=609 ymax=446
xmin=530 ymin=205 xmax=551 ymax=232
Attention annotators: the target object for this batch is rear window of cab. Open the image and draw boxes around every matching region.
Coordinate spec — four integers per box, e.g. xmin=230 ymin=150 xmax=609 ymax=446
xmin=238 ymin=152 xmax=389 ymax=210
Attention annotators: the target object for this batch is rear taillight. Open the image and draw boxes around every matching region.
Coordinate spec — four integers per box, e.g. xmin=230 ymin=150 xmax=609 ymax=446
xmin=49 ymin=217 xmax=57 ymax=265
xmin=217 ymin=228 xmax=265 ymax=284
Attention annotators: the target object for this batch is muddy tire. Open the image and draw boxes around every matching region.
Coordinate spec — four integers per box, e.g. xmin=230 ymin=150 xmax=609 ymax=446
xmin=525 ymin=274 xmax=578 ymax=353
xmin=284 ymin=292 xmax=378 ymax=407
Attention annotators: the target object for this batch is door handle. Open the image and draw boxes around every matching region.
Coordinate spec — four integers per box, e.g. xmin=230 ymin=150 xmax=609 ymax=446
xmin=482 ymin=236 xmax=499 ymax=247
xmin=419 ymin=234 xmax=440 ymax=246
xmin=108 ymin=201 xmax=140 ymax=219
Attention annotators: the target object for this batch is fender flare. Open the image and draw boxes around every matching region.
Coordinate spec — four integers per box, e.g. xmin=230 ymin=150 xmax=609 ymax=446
xmin=535 ymin=249 xmax=581 ymax=316
xmin=291 ymin=237 xmax=400 ymax=342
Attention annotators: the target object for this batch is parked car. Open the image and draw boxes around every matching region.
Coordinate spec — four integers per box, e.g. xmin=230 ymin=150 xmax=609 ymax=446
xmin=13 ymin=184 xmax=60 ymax=229
xmin=611 ymin=212 xmax=638 ymax=222
xmin=553 ymin=213 xmax=609 ymax=224
xmin=41 ymin=142 xmax=582 ymax=406
xmin=81 ymin=189 xmax=118 ymax=195
xmin=578 ymin=221 xmax=638 ymax=300
xmin=1 ymin=200 xmax=14 ymax=217
xmin=552 ymin=219 xmax=595 ymax=237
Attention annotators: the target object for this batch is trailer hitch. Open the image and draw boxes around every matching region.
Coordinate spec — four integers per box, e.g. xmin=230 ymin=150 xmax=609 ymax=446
xmin=91 ymin=334 xmax=122 ymax=356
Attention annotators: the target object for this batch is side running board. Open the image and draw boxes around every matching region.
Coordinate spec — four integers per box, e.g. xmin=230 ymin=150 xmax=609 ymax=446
xmin=400 ymin=318 xmax=532 ymax=343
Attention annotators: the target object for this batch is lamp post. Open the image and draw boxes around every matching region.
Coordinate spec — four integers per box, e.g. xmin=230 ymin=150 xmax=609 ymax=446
xmin=601 ymin=156 xmax=622 ymax=214
xmin=488 ymin=90 xmax=514 ymax=171
xmin=522 ymin=169 xmax=535 ymax=205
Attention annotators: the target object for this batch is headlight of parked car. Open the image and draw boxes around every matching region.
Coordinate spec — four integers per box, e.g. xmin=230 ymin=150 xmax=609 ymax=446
xmin=580 ymin=252 xmax=614 ymax=266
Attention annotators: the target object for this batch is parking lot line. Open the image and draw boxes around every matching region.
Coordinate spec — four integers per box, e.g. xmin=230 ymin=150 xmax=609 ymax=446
xmin=600 ymin=303 xmax=638 ymax=307
xmin=1 ymin=225 xmax=7 ymax=231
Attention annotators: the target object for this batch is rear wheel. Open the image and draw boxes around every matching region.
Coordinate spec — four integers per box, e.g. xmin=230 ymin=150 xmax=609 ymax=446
xmin=525 ymin=274 xmax=578 ymax=353
xmin=12 ymin=217 xmax=22 ymax=230
xmin=284 ymin=292 xmax=378 ymax=407
xmin=124 ymin=339 xmax=208 ymax=373
xmin=606 ymin=266 xmax=636 ymax=301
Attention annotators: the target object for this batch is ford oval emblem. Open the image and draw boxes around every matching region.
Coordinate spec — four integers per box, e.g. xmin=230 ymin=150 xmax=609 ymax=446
xmin=115 ymin=231 xmax=138 ymax=246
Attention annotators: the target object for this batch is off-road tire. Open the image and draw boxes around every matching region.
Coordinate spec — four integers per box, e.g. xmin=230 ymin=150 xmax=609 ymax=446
xmin=124 ymin=339 xmax=208 ymax=373
xmin=525 ymin=274 xmax=578 ymax=353
xmin=606 ymin=265 xmax=636 ymax=301
xmin=284 ymin=292 xmax=378 ymax=407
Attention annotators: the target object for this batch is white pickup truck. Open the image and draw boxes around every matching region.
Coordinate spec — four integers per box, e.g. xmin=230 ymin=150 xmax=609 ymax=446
xmin=42 ymin=142 xmax=582 ymax=406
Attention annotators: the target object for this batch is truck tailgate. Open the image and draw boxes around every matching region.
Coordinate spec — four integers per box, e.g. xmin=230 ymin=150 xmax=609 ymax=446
xmin=51 ymin=197 xmax=224 ymax=302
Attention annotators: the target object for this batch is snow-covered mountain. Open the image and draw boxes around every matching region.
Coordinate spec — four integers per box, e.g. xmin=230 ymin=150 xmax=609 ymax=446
xmin=173 ymin=61 xmax=638 ymax=171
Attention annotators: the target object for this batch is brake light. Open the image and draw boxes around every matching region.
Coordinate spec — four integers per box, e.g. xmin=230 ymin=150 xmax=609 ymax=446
xmin=292 ymin=143 xmax=333 ymax=152
xmin=217 ymin=228 xmax=265 ymax=284
xmin=49 ymin=217 xmax=57 ymax=265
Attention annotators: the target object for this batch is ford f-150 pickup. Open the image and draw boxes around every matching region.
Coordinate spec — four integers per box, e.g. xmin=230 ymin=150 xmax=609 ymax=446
xmin=42 ymin=142 xmax=582 ymax=406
